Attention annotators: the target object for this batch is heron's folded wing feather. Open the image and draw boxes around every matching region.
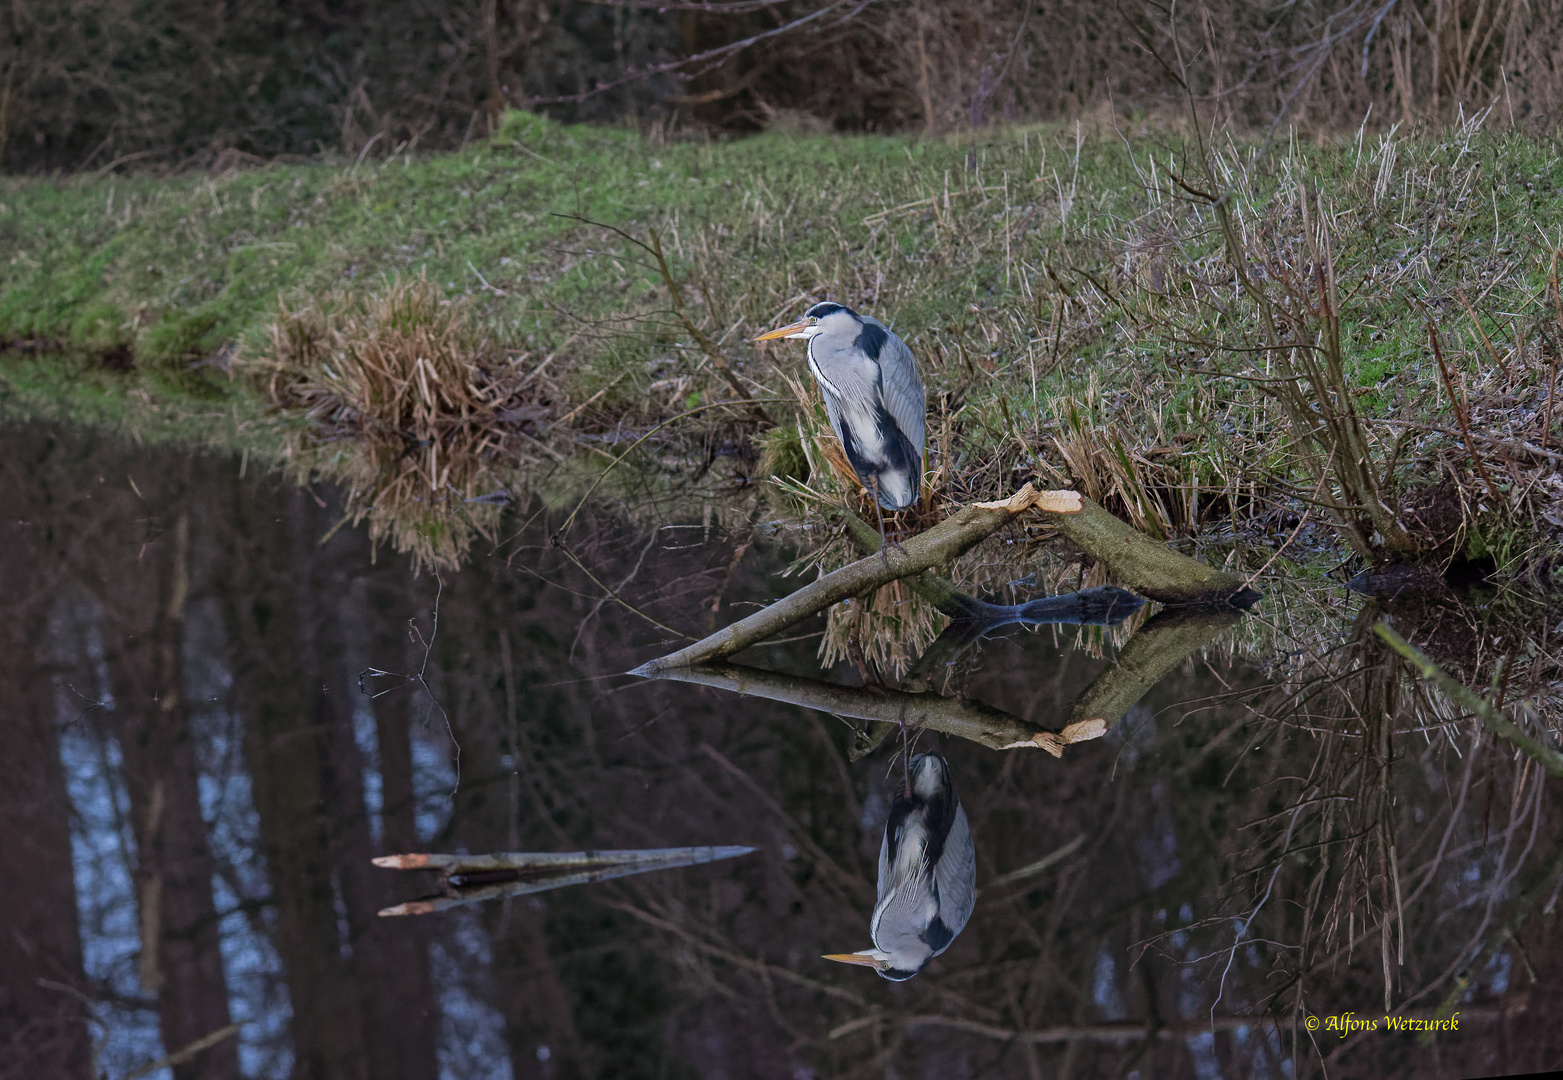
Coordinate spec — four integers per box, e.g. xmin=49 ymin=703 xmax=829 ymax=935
xmin=933 ymin=803 xmax=976 ymax=938
xmin=870 ymin=324 xmax=926 ymax=465
xmin=876 ymin=827 xmax=891 ymax=906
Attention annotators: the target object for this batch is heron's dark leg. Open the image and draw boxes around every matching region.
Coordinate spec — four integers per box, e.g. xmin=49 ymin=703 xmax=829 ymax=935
xmin=868 ymin=476 xmax=909 ymax=569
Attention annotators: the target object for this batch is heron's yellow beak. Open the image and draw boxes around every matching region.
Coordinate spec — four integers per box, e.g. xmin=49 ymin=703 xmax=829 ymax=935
xmin=822 ymin=951 xmax=887 ymax=969
xmin=754 ymin=320 xmax=812 ymax=341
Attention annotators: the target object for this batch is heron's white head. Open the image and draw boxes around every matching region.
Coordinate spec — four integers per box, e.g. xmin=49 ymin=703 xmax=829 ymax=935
xmin=754 ymin=301 xmax=858 ymax=343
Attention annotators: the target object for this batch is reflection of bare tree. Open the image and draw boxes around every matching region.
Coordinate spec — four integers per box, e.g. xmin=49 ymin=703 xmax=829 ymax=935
xmin=100 ymin=496 xmax=240 ymax=1080
xmin=0 ymin=431 xmax=94 ymax=1079
xmin=5 ymin=421 xmax=1563 ymax=1079
xmin=1149 ymin=592 xmax=1563 ymax=1075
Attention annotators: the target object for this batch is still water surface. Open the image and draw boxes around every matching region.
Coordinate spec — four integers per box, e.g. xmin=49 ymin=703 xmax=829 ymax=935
xmin=3 ymin=422 xmax=1560 ymax=1080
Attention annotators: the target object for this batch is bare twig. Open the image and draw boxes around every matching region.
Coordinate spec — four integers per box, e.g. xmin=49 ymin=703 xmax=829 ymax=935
xmin=1427 ymin=321 xmax=1500 ymax=502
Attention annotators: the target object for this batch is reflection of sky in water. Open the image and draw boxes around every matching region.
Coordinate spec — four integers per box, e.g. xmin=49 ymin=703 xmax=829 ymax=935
xmin=48 ymin=592 xmax=166 ymax=1078
xmin=354 ymin=675 xmax=507 ymax=1079
xmin=186 ymin=598 xmax=293 ymax=1077
xmin=411 ymin=703 xmax=458 ymax=843
xmin=431 ymin=909 xmax=514 ymax=1080
xmin=58 ymin=716 xmax=167 ymax=1078
xmin=351 ymin=693 xmax=385 ymax=846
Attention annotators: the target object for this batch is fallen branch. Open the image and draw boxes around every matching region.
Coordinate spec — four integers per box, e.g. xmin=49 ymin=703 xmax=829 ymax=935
xmin=1044 ymin=498 xmax=1260 ymax=606
xmin=649 ymin=662 xmax=1108 ymax=754
xmin=631 ymin=485 xmax=1081 ymax=674
xmin=1373 ymin=622 xmax=1563 ymax=779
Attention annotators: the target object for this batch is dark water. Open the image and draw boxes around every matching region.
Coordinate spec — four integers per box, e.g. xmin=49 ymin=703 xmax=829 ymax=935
xmin=3 ymin=422 xmax=1561 ymax=1080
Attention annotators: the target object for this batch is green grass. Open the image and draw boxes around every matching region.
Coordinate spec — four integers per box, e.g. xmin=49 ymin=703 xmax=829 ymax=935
xmin=5 ymin=110 xmax=1562 ymax=571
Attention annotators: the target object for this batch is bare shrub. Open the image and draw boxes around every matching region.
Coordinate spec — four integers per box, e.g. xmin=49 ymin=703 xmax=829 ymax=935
xmin=251 ymin=275 xmax=549 ymax=569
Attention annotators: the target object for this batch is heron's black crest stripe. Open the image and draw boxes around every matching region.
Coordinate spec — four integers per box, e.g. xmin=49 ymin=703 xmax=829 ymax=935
xmin=806 ymin=301 xmax=854 ymax=319
xmin=854 ymin=321 xmax=888 ymax=360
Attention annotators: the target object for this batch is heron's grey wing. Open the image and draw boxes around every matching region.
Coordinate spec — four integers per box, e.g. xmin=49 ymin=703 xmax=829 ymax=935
xmin=932 ymin=803 xmax=976 ymax=944
xmin=866 ymin=321 xmax=926 ymax=467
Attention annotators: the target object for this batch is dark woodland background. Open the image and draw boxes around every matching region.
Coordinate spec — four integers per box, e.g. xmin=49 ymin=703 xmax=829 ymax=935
xmin=6 ymin=0 xmax=1563 ymax=173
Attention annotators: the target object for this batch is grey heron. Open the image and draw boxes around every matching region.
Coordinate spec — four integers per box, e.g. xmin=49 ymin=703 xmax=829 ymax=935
xmin=824 ymin=752 xmax=975 ymax=980
xmin=756 ymin=302 xmax=926 ymax=536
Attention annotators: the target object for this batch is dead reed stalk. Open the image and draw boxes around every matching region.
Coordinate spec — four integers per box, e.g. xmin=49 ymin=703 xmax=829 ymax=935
xmin=251 ymin=274 xmax=551 ymax=569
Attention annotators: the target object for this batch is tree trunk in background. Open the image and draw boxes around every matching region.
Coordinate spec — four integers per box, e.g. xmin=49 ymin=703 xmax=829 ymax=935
xmin=0 ymin=597 xmax=93 ymax=1080
xmin=221 ymin=483 xmax=444 ymax=1080
xmin=437 ymin=573 xmax=585 ymax=1079
xmin=361 ymin=576 xmax=441 ymax=1079
xmin=222 ymin=485 xmax=368 ymax=1080
xmin=105 ymin=505 xmax=241 ymax=1080
xmin=325 ymin=563 xmax=439 ymax=1080
xmin=495 ymin=905 xmax=583 ymax=1080
xmin=0 ymin=432 xmax=95 ymax=1080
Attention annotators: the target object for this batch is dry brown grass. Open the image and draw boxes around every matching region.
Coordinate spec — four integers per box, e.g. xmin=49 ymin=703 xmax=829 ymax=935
xmin=250 ymin=275 xmax=553 ymax=569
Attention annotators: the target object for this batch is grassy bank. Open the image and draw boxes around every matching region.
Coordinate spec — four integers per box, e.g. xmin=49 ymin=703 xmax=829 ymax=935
xmin=4 ymin=110 xmax=1562 ymax=576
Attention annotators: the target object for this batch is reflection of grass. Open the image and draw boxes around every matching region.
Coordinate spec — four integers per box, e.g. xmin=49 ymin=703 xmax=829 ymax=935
xmin=252 ymin=275 xmax=549 ymax=569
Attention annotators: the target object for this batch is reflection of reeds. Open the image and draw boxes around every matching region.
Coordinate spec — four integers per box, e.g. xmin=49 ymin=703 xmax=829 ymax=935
xmin=252 ymin=275 xmax=550 ymax=569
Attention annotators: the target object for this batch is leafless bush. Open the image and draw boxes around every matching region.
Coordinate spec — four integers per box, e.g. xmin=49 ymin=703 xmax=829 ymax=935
xmin=9 ymin=0 xmax=1563 ymax=174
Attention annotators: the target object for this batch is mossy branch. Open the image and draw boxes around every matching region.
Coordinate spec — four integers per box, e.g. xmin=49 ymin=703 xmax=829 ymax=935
xmin=1373 ymin=622 xmax=1563 ymax=779
xmin=632 ymin=485 xmax=1080 ymax=674
xmin=839 ymin=495 xmax=1257 ymax=609
xmin=1044 ymin=497 xmax=1259 ymax=606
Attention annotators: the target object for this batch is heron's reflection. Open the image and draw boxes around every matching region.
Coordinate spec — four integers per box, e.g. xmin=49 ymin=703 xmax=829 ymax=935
xmin=824 ymin=752 xmax=975 ymax=980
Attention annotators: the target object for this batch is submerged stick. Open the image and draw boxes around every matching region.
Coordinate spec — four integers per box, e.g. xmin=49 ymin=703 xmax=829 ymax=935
xmin=632 ymin=485 xmax=1081 ymax=674
xmin=374 ymin=845 xmax=757 ymax=916
xmin=654 ymin=662 xmax=1107 ymax=755
xmin=1373 ymin=622 xmax=1563 ymax=779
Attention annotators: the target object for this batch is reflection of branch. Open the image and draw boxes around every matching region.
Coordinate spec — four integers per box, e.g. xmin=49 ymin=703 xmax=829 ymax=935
xmin=649 ymin=662 xmax=1106 ymax=754
xmin=854 ymin=586 xmax=1144 ymax=757
xmin=125 ymin=1024 xmax=245 ymax=1080
xmin=606 ymin=899 xmax=869 ymax=1007
xmin=373 ymin=846 xmax=756 ymax=915
xmin=1068 ymin=607 xmax=1243 ymax=728
xmin=633 ymin=486 xmax=1082 ymax=674
xmin=1374 ymin=622 xmax=1563 ymax=779
xmin=831 ymin=1013 xmax=1282 ymax=1044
